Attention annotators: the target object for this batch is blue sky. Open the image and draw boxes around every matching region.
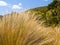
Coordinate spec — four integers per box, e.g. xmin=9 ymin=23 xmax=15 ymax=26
xmin=0 ymin=0 xmax=53 ymax=15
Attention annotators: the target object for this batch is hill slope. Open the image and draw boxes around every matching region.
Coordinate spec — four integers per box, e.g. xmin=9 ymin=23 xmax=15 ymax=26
xmin=27 ymin=0 xmax=60 ymax=26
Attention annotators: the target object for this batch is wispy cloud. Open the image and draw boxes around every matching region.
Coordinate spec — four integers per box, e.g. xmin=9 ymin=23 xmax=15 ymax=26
xmin=12 ymin=3 xmax=23 ymax=10
xmin=12 ymin=5 xmax=22 ymax=9
xmin=0 ymin=1 xmax=23 ymax=10
xmin=18 ymin=3 xmax=22 ymax=6
xmin=0 ymin=1 xmax=8 ymax=6
xmin=44 ymin=0 xmax=48 ymax=1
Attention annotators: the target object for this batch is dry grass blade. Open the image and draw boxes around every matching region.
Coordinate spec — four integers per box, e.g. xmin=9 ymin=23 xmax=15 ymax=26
xmin=0 ymin=11 xmax=59 ymax=45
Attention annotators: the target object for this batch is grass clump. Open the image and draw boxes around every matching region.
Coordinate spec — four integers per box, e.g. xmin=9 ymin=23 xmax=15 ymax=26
xmin=0 ymin=12 xmax=59 ymax=45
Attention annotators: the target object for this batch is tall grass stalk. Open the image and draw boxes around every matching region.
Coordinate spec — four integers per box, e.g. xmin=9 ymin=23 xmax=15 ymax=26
xmin=0 ymin=12 xmax=59 ymax=45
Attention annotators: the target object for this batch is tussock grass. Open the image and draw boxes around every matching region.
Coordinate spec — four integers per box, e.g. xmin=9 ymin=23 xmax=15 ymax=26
xmin=0 ymin=11 xmax=60 ymax=45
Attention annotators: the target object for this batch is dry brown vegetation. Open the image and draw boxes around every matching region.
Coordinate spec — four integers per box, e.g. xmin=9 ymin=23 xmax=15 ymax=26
xmin=0 ymin=11 xmax=60 ymax=45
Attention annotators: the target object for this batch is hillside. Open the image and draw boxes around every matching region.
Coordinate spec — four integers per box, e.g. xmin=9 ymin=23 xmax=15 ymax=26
xmin=27 ymin=0 xmax=60 ymax=26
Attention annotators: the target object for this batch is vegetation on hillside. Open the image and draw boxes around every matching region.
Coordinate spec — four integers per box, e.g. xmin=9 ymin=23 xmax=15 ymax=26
xmin=29 ymin=0 xmax=60 ymax=26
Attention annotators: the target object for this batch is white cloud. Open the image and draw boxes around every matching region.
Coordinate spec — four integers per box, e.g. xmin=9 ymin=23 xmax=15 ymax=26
xmin=12 ymin=5 xmax=22 ymax=9
xmin=18 ymin=3 xmax=22 ymax=6
xmin=12 ymin=3 xmax=23 ymax=10
xmin=0 ymin=1 xmax=8 ymax=6
xmin=44 ymin=0 xmax=48 ymax=1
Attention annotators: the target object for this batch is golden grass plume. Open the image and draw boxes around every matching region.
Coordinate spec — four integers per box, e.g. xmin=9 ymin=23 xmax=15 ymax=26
xmin=0 ymin=11 xmax=59 ymax=45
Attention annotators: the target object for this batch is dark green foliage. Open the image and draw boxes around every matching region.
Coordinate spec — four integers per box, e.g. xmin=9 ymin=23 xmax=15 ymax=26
xmin=47 ymin=0 xmax=58 ymax=10
xmin=29 ymin=0 xmax=60 ymax=26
